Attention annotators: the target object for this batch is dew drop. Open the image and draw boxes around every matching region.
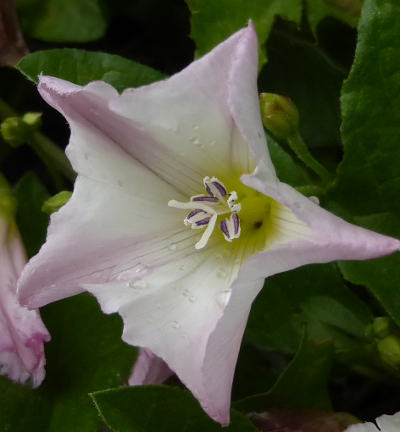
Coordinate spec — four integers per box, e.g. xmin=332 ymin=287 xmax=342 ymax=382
xmin=169 ymin=243 xmax=177 ymax=251
xmin=179 ymin=264 xmax=186 ymax=271
xmin=189 ymin=295 xmax=197 ymax=303
xmin=216 ymin=268 xmax=227 ymax=278
xmin=189 ymin=136 xmax=200 ymax=145
xmin=128 ymin=279 xmax=147 ymax=289
xmin=182 ymin=288 xmax=189 ymax=297
xmin=171 ymin=320 xmax=180 ymax=329
xmin=216 ymin=289 xmax=232 ymax=308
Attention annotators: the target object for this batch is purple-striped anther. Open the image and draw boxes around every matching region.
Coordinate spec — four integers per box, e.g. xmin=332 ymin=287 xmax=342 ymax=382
xmin=192 ymin=195 xmax=219 ymax=203
xmin=204 ymin=176 xmax=227 ymax=198
xmin=232 ymin=213 xmax=240 ymax=236
xmin=168 ymin=175 xmax=242 ymax=249
xmin=195 ymin=217 xmax=211 ymax=227
xmin=219 ymin=220 xmax=229 ymax=239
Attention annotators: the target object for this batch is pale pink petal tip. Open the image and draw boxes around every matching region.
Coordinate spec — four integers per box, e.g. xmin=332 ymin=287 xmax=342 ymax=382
xmin=0 ymin=231 xmax=50 ymax=387
xmin=128 ymin=348 xmax=173 ymax=386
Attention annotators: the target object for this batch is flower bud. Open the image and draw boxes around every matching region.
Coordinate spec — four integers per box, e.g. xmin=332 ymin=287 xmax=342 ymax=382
xmin=260 ymin=93 xmax=299 ymax=140
xmin=42 ymin=191 xmax=72 ymax=215
xmin=1 ymin=112 xmax=42 ymax=148
xmin=372 ymin=316 xmax=392 ymax=339
xmin=0 ymin=116 xmax=28 ymax=147
xmin=377 ymin=335 xmax=400 ymax=369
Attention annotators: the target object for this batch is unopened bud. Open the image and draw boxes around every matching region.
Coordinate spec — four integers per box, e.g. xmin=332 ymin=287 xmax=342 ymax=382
xmin=42 ymin=191 xmax=72 ymax=215
xmin=1 ymin=116 xmax=28 ymax=147
xmin=260 ymin=93 xmax=299 ymax=140
xmin=372 ymin=317 xmax=392 ymax=339
xmin=377 ymin=335 xmax=400 ymax=369
xmin=22 ymin=112 xmax=42 ymax=130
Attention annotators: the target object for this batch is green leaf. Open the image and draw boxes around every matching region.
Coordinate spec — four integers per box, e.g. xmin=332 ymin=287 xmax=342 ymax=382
xmin=306 ymin=0 xmax=362 ymax=34
xmin=13 ymin=172 xmax=49 ymax=257
xmin=245 ymin=264 xmax=372 ymax=354
xmin=0 ymin=294 xmax=136 ymax=432
xmin=338 ymin=213 xmax=400 ymax=328
xmin=328 ymin=0 xmax=400 ymax=215
xmin=17 ymin=49 xmax=165 ymax=93
xmin=234 ymin=332 xmax=333 ymax=413
xmin=259 ymin=28 xmax=347 ymax=151
xmin=91 ymin=386 xmax=258 ymax=432
xmin=185 ymin=0 xmax=302 ymax=66
xmin=16 ymin=0 xmax=107 ymax=43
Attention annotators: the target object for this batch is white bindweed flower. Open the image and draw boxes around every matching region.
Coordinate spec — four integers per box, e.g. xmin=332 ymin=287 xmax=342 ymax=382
xmin=0 ymin=179 xmax=50 ymax=386
xmin=345 ymin=411 xmax=400 ymax=432
xmin=17 ymin=24 xmax=400 ymax=425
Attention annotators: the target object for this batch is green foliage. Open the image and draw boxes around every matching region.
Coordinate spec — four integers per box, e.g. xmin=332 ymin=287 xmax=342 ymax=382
xmin=306 ymin=0 xmax=363 ymax=33
xmin=185 ymin=0 xmax=302 ymax=65
xmin=91 ymin=386 xmax=258 ymax=432
xmin=329 ymin=0 xmax=400 ymax=215
xmin=245 ymin=264 xmax=372 ymax=354
xmin=234 ymin=332 xmax=333 ymax=413
xmin=0 ymin=294 xmax=136 ymax=432
xmin=259 ymin=28 xmax=346 ymax=151
xmin=17 ymin=49 xmax=166 ymax=93
xmin=13 ymin=172 xmax=49 ymax=257
xmin=16 ymin=0 xmax=107 ymax=43
xmin=326 ymin=0 xmax=400 ymax=325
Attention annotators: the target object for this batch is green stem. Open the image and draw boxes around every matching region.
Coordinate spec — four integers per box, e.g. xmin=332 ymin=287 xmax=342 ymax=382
xmin=0 ymin=98 xmax=75 ymax=187
xmin=287 ymin=131 xmax=333 ymax=183
xmin=27 ymin=132 xmax=75 ymax=189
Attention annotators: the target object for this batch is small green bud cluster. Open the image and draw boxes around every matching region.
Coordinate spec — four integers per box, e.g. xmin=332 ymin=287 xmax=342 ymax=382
xmin=366 ymin=316 xmax=400 ymax=370
xmin=1 ymin=112 xmax=42 ymax=147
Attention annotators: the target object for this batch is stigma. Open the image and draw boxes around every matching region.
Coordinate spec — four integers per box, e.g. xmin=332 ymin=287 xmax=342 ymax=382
xmin=168 ymin=176 xmax=241 ymax=249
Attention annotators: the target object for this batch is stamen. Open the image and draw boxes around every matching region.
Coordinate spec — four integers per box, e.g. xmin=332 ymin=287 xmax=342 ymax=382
xmin=168 ymin=199 xmax=216 ymax=215
xmin=195 ymin=214 xmax=218 ymax=249
xmin=232 ymin=213 xmax=240 ymax=236
xmin=191 ymin=195 xmax=219 ymax=203
xmin=204 ymin=176 xmax=227 ymax=198
xmin=169 ymin=176 xmax=242 ymax=249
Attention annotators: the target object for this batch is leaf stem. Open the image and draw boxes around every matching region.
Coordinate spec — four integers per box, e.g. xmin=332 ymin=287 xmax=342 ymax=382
xmin=287 ymin=131 xmax=333 ymax=183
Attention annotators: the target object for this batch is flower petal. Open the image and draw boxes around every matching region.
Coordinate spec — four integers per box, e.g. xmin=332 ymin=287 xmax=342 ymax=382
xmin=240 ymin=175 xmax=400 ymax=277
xmin=228 ymin=22 xmax=277 ymax=182
xmin=376 ymin=412 xmax=400 ymax=432
xmin=85 ymin=241 xmax=247 ymax=424
xmin=128 ymin=348 xmax=173 ymax=386
xmin=0 ymin=226 xmax=49 ymax=387
xmin=110 ymin=24 xmax=259 ymax=178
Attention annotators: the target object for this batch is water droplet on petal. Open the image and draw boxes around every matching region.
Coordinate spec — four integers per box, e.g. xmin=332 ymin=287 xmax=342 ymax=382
xmin=179 ymin=264 xmax=186 ymax=271
xmin=182 ymin=288 xmax=189 ymax=297
xmin=169 ymin=243 xmax=177 ymax=251
xmin=189 ymin=295 xmax=197 ymax=303
xmin=171 ymin=321 xmax=180 ymax=329
xmin=216 ymin=289 xmax=232 ymax=308
xmin=128 ymin=280 xmax=147 ymax=289
xmin=190 ymin=136 xmax=200 ymax=145
xmin=216 ymin=268 xmax=227 ymax=278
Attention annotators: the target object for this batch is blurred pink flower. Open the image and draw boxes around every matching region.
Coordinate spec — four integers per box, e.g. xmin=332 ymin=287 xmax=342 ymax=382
xmin=0 ymin=189 xmax=49 ymax=386
xmin=17 ymin=24 xmax=399 ymax=424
